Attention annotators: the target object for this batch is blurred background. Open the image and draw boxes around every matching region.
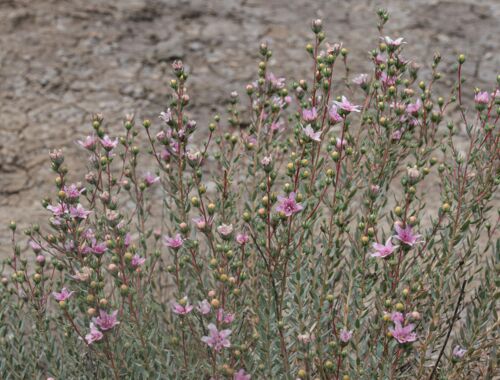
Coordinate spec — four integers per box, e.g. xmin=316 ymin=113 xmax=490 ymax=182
xmin=1 ymin=0 xmax=499 ymax=255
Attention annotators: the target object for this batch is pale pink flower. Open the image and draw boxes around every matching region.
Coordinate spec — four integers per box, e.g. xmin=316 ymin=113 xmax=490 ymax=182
xmin=333 ymin=96 xmax=361 ymax=113
xmin=266 ymin=72 xmax=285 ymax=89
xmin=192 ymin=216 xmax=208 ymax=230
xmin=329 ymin=105 xmax=343 ymax=124
xmin=336 ymin=137 xmax=347 ymax=150
xmin=303 ymin=125 xmax=322 ymax=142
xmin=302 ymin=107 xmax=318 ymax=122
xmin=389 ymin=322 xmax=417 ymax=344
xmin=52 ymin=288 xmax=74 ymax=302
xmin=352 ymin=73 xmax=369 ymax=86
xmin=371 ymin=238 xmax=398 ymax=258
xmin=234 ymin=369 xmax=251 ymax=380
xmin=201 ymin=323 xmax=232 ymax=352
xmin=90 ymin=239 xmax=107 ymax=255
xmin=393 ymin=224 xmax=422 ymax=247
xmin=260 ymin=155 xmax=272 ymax=167
xmin=131 ymin=254 xmax=145 ymax=268
xmin=236 ymin=233 xmax=249 ymax=245
xmin=217 ymin=224 xmax=234 ymax=237
xmin=85 ymin=323 xmax=103 ymax=345
xmin=452 ymin=345 xmax=467 ymax=359
xmin=93 ymin=310 xmax=119 ymax=331
xmin=390 ymin=312 xmax=405 ymax=324
xmin=164 ymin=233 xmax=184 ymax=249
xmin=197 ymin=299 xmax=211 ymax=315
xmin=159 ymin=109 xmax=172 ymax=123
xmin=339 ymin=329 xmax=353 ymax=343
xmin=47 ymin=203 xmax=67 ymax=217
xmin=382 ymin=36 xmax=405 ymax=47
xmin=64 ymin=184 xmax=84 ymax=199
xmin=171 ymin=298 xmax=193 ymax=315
xmin=474 ymin=91 xmax=489 ymax=105
xmin=29 ymin=240 xmax=42 ymax=253
xmin=100 ymin=135 xmax=118 ymax=150
xmin=375 ymin=53 xmax=386 ymax=64
xmin=276 ymin=192 xmax=303 ymax=217
xmin=77 ymin=135 xmax=97 ymax=150
xmin=71 ymin=267 xmax=92 ymax=282
xmin=270 ymin=120 xmax=285 ymax=133
xmin=391 ymin=130 xmax=403 ymax=141
xmin=406 ymin=99 xmax=422 ymax=115
xmin=144 ymin=172 xmax=160 ymax=186
xmin=380 ymin=72 xmax=396 ymax=87
xmin=70 ymin=204 xmax=91 ymax=219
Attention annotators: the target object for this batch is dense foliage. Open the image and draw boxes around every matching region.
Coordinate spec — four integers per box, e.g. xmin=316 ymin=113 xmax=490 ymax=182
xmin=1 ymin=10 xmax=499 ymax=380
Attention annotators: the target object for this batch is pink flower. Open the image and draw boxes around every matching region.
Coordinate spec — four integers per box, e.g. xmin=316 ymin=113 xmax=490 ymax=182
xmin=339 ymin=329 xmax=353 ymax=343
xmin=70 ymin=204 xmax=91 ymax=219
xmin=474 ymin=91 xmax=489 ymax=105
xmin=201 ymin=323 xmax=232 ymax=352
xmin=217 ymin=308 xmax=235 ymax=324
xmin=236 ymin=233 xmax=249 ymax=245
xmin=333 ymin=96 xmax=361 ymax=113
xmin=217 ymin=224 xmax=234 ymax=237
xmin=382 ymin=36 xmax=405 ymax=47
xmin=234 ymin=369 xmax=251 ymax=380
xmin=47 ymin=203 xmax=67 ymax=217
xmin=64 ymin=184 xmax=84 ymax=200
xmin=329 ymin=105 xmax=343 ymax=124
xmin=393 ymin=224 xmax=422 ymax=247
xmin=270 ymin=120 xmax=285 ymax=133
xmin=77 ymin=135 xmax=97 ymax=150
xmin=93 ymin=310 xmax=119 ymax=331
xmin=390 ymin=312 xmax=405 ymax=324
xmin=171 ymin=298 xmax=193 ymax=315
xmin=303 ymin=125 xmax=322 ymax=142
xmin=302 ymin=107 xmax=318 ymax=122
xmin=197 ymin=299 xmax=211 ymax=315
xmin=192 ymin=216 xmax=208 ymax=231
xmin=352 ymin=73 xmax=369 ymax=86
xmin=144 ymin=172 xmax=160 ymax=186
xmin=52 ymin=288 xmax=75 ymax=302
xmin=276 ymin=192 xmax=303 ymax=217
xmin=131 ymin=254 xmax=145 ymax=268
xmin=406 ymin=99 xmax=422 ymax=115
xmin=90 ymin=239 xmax=107 ymax=255
xmin=164 ymin=233 xmax=184 ymax=249
xmin=389 ymin=322 xmax=417 ymax=344
xmin=260 ymin=155 xmax=272 ymax=167
xmin=266 ymin=72 xmax=285 ymax=89
xmin=336 ymin=137 xmax=347 ymax=150
xmin=452 ymin=345 xmax=466 ymax=359
xmin=85 ymin=323 xmax=103 ymax=345
xmin=100 ymin=135 xmax=118 ymax=150
xmin=374 ymin=53 xmax=386 ymax=64
xmin=371 ymin=238 xmax=399 ymax=258
xmin=380 ymin=72 xmax=396 ymax=87
xmin=159 ymin=109 xmax=172 ymax=123
xmin=29 ymin=240 xmax=42 ymax=253
xmin=391 ymin=130 xmax=403 ymax=141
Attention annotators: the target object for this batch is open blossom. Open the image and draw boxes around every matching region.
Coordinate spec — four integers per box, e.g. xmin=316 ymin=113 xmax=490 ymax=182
xmin=382 ymin=36 xmax=405 ymax=47
xmin=302 ymin=107 xmax=318 ymax=122
xmin=144 ymin=172 xmax=160 ymax=186
xmin=201 ymin=323 xmax=232 ymax=352
xmin=389 ymin=322 xmax=417 ymax=344
xmin=90 ymin=239 xmax=107 ymax=255
xmin=333 ymin=96 xmax=361 ymax=113
xmin=352 ymin=73 xmax=369 ymax=86
xmin=171 ymin=297 xmax=193 ymax=315
xmin=70 ymin=204 xmax=91 ymax=219
xmin=390 ymin=312 xmax=405 ymax=324
xmin=164 ymin=233 xmax=184 ymax=249
xmin=453 ymin=345 xmax=467 ymax=359
xmin=266 ymin=72 xmax=285 ymax=89
xmin=393 ymin=224 xmax=422 ymax=247
xmin=339 ymin=329 xmax=353 ymax=343
xmin=303 ymin=125 xmax=322 ymax=142
xmin=234 ymin=369 xmax=251 ymax=380
xmin=406 ymin=99 xmax=422 ymax=115
xmin=77 ymin=135 xmax=97 ymax=150
xmin=391 ymin=129 xmax=403 ymax=141
xmin=131 ymin=254 xmax=145 ymax=268
xmin=260 ymin=155 xmax=272 ymax=167
xmin=217 ymin=224 xmax=234 ymax=237
xmin=85 ymin=323 xmax=103 ymax=345
xmin=100 ymin=135 xmax=118 ymax=150
xmin=474 ymin=91 xmax=489 ymax=105
xmin=236 ymin=232 xmax=249 ymax=245
xmin=329 ymin=105 xmax=343 ymax=124
xmin=276 ymin=192 xmax=303 ymax=217
xmin=159 ymin=108 xmax=172 ymax=123
xmin=93 ymin=310 xmax=119 ymax=331
xmin=371 ymin=237 xmax=399 ymax=258
xmin=197 ymin=299 xmax=211 ymax=315
xmin=47 ymin=203 xmax=67 ymax=217
xmin=52 ymin=288 xmax=74 ymax=302
xmin=64 ymin=184 xmax=84 ymax=200
xmin=269 ymin=120 xmax=285 ymax=133
xmin=380 ymin=72 xmax=396 ymax=87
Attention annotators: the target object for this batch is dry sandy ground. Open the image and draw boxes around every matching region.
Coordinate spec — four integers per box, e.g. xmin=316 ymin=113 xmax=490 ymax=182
xmin=1 ymin=0 xmax=499 ymax=256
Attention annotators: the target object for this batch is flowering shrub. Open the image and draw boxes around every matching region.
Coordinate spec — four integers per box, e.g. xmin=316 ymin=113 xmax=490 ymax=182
xmin=1 ymin=10 xmax=499 ymax=379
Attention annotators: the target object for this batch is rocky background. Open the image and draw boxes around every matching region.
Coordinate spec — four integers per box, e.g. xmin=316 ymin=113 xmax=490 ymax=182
xmin=1 ymin=0 xmax=499 ymax=255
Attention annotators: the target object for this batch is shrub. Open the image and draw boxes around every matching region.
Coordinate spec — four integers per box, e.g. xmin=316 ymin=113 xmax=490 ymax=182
xmin=1 ymin=10 xmax=499 ymax=380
